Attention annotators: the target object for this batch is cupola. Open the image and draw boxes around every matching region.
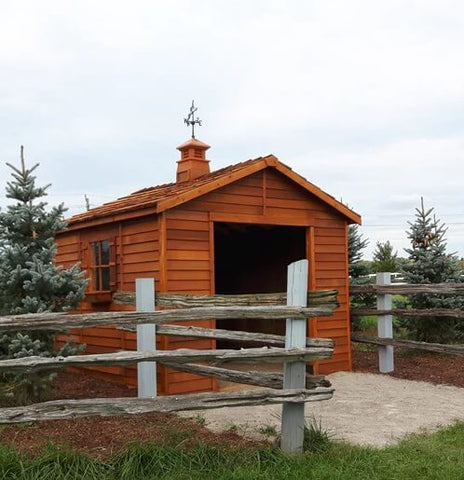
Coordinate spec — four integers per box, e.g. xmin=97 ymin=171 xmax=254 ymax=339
xmin=176 ymin=137 xmax=211 ymax=183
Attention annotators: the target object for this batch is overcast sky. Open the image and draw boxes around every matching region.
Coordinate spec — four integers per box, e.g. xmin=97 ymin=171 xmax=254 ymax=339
xmin=1 ymin=0 xmax=463 ymax=259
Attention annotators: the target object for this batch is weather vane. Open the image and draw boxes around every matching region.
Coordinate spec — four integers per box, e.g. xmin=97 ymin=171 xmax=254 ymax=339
xmin=184 ymin=100 xmax=202 ymax=138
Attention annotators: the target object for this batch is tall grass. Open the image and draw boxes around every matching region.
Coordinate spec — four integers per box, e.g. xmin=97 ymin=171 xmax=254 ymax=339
xmin=2 ymin=422 xmax=464 ymax=479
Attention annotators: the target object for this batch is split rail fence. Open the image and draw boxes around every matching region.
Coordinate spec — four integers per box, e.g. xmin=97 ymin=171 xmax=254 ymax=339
xmin=0 ymin=260 xmax=338 ymax=453
xmin=351 ymin=273 xmax=464 ymax=372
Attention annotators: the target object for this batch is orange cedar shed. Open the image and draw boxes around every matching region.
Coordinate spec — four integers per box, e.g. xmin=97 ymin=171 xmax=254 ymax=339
xmin=55 ymin=138 xmax=361 ymax=395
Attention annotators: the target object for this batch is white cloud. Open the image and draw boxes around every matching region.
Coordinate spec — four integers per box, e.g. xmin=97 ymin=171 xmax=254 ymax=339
xmin=289 ymin=135 xmax=464 ymax=257
xmin=0 ymin=0 xmax=463 ymax=259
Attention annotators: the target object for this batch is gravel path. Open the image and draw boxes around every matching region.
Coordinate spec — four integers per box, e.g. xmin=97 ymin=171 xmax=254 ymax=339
xmin=179 ymin=372 xmax=464 ymax=447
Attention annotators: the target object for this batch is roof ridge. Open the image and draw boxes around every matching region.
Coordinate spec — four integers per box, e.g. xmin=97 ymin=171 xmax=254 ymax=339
xmin=66 ymin=155 xmax=360 ymax=226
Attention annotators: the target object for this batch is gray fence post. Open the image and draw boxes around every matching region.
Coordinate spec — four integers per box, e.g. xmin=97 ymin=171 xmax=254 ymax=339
xmin=136 ymin=278 xmax=157 ymax=397
xmin=377 ymin=272 xmax=394 ymax=373
xmin=281 ymin=259 xmax=308 ymax=453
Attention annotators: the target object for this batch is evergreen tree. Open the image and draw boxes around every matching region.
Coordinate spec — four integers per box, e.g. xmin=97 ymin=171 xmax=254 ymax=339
xmin=372 ymin=241 xmax=398 ymax=273
xmin=0 ymin=147 xmax=87 ymax=403
xmin=400 ymin=198 xmax=464 ymax=342
xmin=348 ymin=225 xmax=373 ymax=330
xmin=0 ymin=147 xmax=87 ymax=314
xmin=348 ymin=225 xmax=369 ymax=278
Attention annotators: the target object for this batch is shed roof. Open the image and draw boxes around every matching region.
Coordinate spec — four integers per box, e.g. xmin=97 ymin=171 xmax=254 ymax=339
xmin=68 ymin=155 xmax=361 ymax=228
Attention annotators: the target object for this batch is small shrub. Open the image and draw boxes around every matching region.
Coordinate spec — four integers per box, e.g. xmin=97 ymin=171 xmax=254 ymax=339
xmin=303 ymin=417 xmax=334 ymax=453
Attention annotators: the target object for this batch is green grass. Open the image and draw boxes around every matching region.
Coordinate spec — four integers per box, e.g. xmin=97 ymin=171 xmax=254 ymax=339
xmin=2 ymin=422 xmax=464 ymax=479
xmin=354 ymin=295 xmax=411 ymax=334
xmin=302 ymin=417 xmax=334 ymax=453
xmin=357 ymin=315 xmax=378 ymax=332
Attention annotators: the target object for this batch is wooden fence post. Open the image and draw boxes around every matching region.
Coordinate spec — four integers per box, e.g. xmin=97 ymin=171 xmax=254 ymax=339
xmin=377 ymin=272 xmax=394 ymax=373
xmin=281 ymin=259 xmax=308 ymax=453
xmin=136 ymin=278 xmax=157 ymax=397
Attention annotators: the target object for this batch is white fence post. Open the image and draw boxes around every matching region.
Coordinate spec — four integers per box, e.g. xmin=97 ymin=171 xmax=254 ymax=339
xmin=281 ymin=259 xmax=308 ymax=453
xmin=377 ymin=272 xmax=394 ymax=373
xmin=136 ymin=278 xmax=157 ymax=397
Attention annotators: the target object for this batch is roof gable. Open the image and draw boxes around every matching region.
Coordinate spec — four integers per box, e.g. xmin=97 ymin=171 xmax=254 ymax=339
xmin=68 ymin=155 xmax=360 ymax=227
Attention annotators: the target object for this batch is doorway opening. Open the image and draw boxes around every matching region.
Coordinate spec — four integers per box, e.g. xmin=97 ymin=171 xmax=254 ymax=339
xmin=214 ymin=223 xmax=306 ymax=346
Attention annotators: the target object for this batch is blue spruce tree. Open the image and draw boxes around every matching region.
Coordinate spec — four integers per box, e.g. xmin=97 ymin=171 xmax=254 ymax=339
xmin=401 ymin=198 xmax=464 ymax=342
xmin=0 ymin=147 xmax=87 ymax=403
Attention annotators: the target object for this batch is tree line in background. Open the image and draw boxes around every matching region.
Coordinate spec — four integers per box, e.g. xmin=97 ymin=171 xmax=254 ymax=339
xmin=349 ymin=199 xmax=464 ymax=343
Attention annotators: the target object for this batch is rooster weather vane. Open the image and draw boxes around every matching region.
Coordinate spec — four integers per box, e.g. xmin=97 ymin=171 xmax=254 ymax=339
xmin=184 ymin=100 xmax=202 ymax=138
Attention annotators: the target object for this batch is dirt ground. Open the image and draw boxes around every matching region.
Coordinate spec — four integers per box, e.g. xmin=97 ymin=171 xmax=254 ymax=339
xmin=2 ymin=348 xmax=464 ymax=455
xmin=353 ymin=347 xmax=464 ymax=386
xmin=0 ymin=372 xmax=265 ymax=459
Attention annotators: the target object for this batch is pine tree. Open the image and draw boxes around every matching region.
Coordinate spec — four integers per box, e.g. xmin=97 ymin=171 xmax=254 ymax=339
xmin=348 ymin=225 xmax=369 ymax=278
xmin=0 ymin=147 xmax=86 ymax=314
xmin=400 ymin=198 xmax=464 ymax=342
xmin=0 ymin=147 xmax=87 ymax=403
xmin=372 ymin=241 xmax=398 ymax=273
xmin=348 ymin=225 xmax=373 ymax=330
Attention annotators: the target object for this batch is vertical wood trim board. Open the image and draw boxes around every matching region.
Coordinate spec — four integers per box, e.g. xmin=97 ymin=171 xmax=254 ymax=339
xmin=159 ymin=213 xmax=167 ymax=292
xmin=118 ymin=222 xmax=124 ymax=289
xmin=344 ymin=223 xmax=352 ymax=370
xmin=262 ymin=169 xmax=267 ymax=215
xmin=209 ymin=215 xmax=218 ymax=391
xmin=158 ymin=212 xmax=169 ymax=394
xmin=306 ymin=226 xmax=319 ymax=374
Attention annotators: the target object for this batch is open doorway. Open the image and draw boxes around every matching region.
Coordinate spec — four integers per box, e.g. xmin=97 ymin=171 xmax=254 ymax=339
xmin=214 ymin=223 xmax=306 ymax=346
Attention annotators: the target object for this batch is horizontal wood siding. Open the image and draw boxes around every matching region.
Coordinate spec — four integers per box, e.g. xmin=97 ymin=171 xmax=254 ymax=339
xmin=56 ymin=217 xmax=165 ymax=391
xmin=103 ymin=217 xmax=161 ymax=388
xmin=55 ymin=233 xmax=80 ymax=268
xmin=264 ymin=170 xmax=351 ymax=374
xmin=265 ymin=171 xmax=336 ymax=223
xmin=164 ymin=208 xmax=215 ymax=394
xmin=184 ymin=172 xmax=264 ymax=217
xmin=121 ymin=217 xmax=160 ymax=291
xmin=166 ymin=168 xmax=351 ymax=378
xmin=313 ymin=223 xmax=350 ymax=374
xmin=165 ymin=210 xmax=211 ymax=294
xmin=55 ymin=309 xmax=166 ymax=391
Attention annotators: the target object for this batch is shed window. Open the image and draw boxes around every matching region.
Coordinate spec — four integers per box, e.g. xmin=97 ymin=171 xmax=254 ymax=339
xmin=90 ymin=239 xmax=115 ymax=291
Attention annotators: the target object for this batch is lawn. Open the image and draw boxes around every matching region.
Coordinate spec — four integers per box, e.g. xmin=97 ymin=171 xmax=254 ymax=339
xmin=1 ymin=422 xmax=464 ymax=480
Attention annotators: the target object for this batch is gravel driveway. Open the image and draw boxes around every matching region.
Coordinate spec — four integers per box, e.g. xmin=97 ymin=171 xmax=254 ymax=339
xmin=178 ymin=371 xmax=464 ymax=447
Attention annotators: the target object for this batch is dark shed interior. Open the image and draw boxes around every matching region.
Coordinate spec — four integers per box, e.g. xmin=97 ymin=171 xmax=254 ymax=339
xmin=214 ymin=223 xmax=306 ymax=344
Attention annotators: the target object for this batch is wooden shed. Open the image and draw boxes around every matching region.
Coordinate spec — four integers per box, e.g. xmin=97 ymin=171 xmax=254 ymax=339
xmin=55 ymin=137 xmax=361 ymax=395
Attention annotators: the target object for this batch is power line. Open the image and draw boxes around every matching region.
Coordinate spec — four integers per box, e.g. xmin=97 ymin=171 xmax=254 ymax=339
xmin=364 ymin=223 xmax=464 ymax=227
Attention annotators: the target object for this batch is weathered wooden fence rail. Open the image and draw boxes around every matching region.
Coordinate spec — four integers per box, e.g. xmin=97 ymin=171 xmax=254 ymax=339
xmin=0 ymin=260 xmax=337 ymax=454
xmin=0 ymin=346 xmax=333 ymax=373
xmin=352 ymin=308 xmax=464 ymax=318
xmin=159 ymin=362 xmax=331 ymax=390
xmin=113 ymin=289 xmax=339 ymax=308
xmin=0 ymin=388 xmax=334 ymax=424
xmin=351 ymin=334 xmax=464 ymax=356
xmin=350 ymin=283 xmax=464 ymax=295
xmin=122 ymin=323 xmax=333 ymax=347
xmin=0 ymin=305 xmax=333 ymax=332
xmin=351 ymin=274 xmax=464 ymax=371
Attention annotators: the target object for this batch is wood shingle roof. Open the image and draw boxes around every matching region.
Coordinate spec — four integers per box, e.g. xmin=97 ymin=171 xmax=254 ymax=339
xmin=67 ymin=154 xmax=361 ymax=228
